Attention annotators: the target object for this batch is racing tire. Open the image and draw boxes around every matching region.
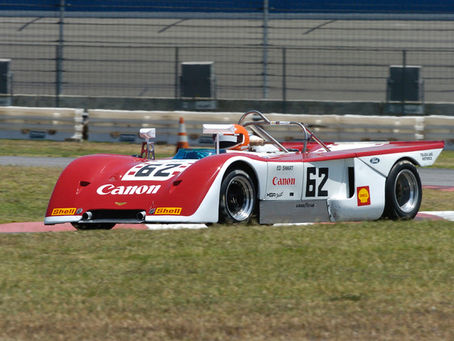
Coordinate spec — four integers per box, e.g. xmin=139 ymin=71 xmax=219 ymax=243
xmin=383 ymin=161 xmax=422 ymax=220
xmin=219 ymin=169 xmax=257 ymax=224
xmin=71 ymin=223 xmax=115 ymax=230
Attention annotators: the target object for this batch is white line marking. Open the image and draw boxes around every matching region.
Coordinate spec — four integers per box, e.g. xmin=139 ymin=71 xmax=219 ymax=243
xmin=419 ymin=211 xmax=454 ymax=221
xmin=146 ymin=224 xmax=207 ymax=230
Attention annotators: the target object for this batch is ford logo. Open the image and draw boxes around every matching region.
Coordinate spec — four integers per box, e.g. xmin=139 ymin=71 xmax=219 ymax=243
xmin=370 ymin=157 xmax=380 ymax=164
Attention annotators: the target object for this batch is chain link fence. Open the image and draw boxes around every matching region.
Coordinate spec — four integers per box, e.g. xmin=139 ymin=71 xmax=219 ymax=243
xmin=1 ymin=1 xmax=454 ymax=103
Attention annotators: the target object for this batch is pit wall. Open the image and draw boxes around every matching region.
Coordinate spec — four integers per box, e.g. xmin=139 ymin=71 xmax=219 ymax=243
xmin=10 ymin=95 xmax=454 ymax=117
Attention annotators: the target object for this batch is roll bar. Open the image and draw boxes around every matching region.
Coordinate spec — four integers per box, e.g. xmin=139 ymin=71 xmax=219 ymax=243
xmin=238 ymin=110 xmax=330 ymax=153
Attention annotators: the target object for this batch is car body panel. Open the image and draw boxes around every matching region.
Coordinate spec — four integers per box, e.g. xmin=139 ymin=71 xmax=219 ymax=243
xmin=44 ymin=112 xmax=445 ymax=227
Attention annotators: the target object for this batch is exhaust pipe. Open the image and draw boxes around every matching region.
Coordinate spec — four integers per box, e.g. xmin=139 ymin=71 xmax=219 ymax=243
xmin=136 ymin=211 xmax=146 ymax=221
xmin=82 ymin=211 xmax=93 ymax=220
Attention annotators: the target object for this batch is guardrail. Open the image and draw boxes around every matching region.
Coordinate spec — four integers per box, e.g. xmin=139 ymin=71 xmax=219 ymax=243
xmin=1 ymin=107 xmax=453 ymax=149
xmin=0 ymin=106 xmax=84 ymax=141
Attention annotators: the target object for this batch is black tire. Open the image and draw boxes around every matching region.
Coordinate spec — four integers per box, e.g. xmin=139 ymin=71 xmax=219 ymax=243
xmin=383 ymin=161 xmax=422 ymax=220
xmin=71 ymin=223 xmax=115 ymax=230
xmin=219 ymin=169 xmax=257 ymax=224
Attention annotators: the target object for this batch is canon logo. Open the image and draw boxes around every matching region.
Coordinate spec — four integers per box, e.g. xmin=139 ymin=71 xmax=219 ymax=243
xmin=272 ymin=177 xmax=296 ymax=186
xmin=96 ymin=184 xmax=161 ymax=195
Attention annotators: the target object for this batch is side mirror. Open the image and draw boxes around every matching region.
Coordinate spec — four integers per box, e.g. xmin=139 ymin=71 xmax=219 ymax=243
xmin=139 ymin=128 xmax=156 ymax=159
xmin=139 ymin=128 xmax=156 ymax=140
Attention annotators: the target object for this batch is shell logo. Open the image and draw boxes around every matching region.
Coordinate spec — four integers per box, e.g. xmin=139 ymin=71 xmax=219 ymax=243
xmin=154 ymin=207 xmax=182 ymax=215
xmin=51 ymin=208 xmax=76 ymax=216
xmin=357 ymin=186 xmax=371 ymax=206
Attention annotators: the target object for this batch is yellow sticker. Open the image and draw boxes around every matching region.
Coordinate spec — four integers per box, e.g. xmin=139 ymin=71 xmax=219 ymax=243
xmin=154 ymin=207 xmax=182 ymax=215
xmin=51 ymin=208 xmax=77 ymax=216
xmin=357 ymin=186 xmax=371 ymax=206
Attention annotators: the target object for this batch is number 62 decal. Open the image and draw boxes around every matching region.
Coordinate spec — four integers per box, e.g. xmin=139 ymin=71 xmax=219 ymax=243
xmin=305 ymin=167 xmax=329 ymax=197
xmin=121 ymin=161 xmax=195 ymax=181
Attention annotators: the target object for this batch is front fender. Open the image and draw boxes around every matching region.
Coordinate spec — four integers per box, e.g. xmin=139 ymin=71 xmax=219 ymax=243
xmin=145 ymin=154 xmax=267 ymax=223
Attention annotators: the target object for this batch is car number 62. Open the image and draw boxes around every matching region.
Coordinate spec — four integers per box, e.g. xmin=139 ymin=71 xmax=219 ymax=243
xmin=305 ymin=167 xmax=329 ymax=197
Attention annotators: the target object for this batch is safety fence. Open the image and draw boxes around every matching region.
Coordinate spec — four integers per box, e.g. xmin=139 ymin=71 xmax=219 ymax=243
xmin=2 ymin=2 xmax=454 ymax=104
xmin=1 ymin=107 xmax=453 ymax=149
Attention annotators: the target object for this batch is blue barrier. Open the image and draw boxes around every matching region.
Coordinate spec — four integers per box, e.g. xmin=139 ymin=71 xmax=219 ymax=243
xmin=1 ymin=0 xmax=454 ymax=14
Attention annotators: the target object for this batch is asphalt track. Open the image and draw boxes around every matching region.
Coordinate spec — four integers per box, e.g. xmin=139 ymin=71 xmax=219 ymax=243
xmin=0 ymin=155 xmax=453 ymax=233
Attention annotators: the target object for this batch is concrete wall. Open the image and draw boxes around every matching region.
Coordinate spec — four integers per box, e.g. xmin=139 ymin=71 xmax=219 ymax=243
xmin=11 ymin=95 xmax=454 ymax=117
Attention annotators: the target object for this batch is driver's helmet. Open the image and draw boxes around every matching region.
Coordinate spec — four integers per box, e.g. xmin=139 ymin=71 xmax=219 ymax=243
xmin=218 ymin=124 xmax=250 ymax=151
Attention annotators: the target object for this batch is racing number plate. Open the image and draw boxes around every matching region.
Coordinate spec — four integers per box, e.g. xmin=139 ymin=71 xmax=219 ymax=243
xmin=121 ymin=161 xmax=195 ymax=181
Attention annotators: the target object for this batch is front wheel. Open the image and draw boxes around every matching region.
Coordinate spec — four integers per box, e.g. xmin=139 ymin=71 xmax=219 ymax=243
xmin=383 ymin=161 xmax=422 ymax=220
xmin=219 ymin=169 xmax=256 ymax=224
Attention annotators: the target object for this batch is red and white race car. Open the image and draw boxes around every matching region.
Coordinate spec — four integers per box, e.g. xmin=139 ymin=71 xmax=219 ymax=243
xmin=45 ymin=110 xmax=444 ymax=229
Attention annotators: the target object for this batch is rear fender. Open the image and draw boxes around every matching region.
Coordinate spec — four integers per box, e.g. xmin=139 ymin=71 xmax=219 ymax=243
xmin=329 ymin=157 xmax=386 ymax=221
xmin=358 ymin=147 xmax=443 ymax=177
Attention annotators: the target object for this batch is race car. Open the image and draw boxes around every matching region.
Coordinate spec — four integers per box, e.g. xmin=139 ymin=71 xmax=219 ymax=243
xmin=44 ymin=110 xmax=444 ymax=229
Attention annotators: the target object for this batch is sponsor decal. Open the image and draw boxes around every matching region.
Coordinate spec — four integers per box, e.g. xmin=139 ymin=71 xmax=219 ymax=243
xmin=153 ymin=207 xmax=182 ymax=215
xmin=370 ymin=157 xmax=380 ymax=164
xmin=357 ymin=186 xmax=371 ymax=206
xmin=51 ymin=207 xmax=76 ymax=216
xmin=420 ymin=152 xmax=433 ymax=161
xmin=272 ymin=177 xmax=296 ymax=186
xmin=276 ymin=165 xmax=294 ymax=171
xmin=121 ymin=162 xmax=195 ymax=181
xmin=97 ymin=184 xmax=161 ymax=195
xmin=266 ymin=192 xmax=284 ymax=198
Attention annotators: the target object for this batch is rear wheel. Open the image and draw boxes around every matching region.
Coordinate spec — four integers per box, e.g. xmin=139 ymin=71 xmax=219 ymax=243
xmin=71 ymin=223 xmax=115 ymax=230
xmin=383 ymin=161 xmax=422 ymax=220
xmin=219 ymin=169 xmax=256 ymax=224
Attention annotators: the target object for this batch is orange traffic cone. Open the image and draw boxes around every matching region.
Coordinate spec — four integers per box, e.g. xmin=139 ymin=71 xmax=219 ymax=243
xmin=176 ymin=117 xmax=189 ymax=151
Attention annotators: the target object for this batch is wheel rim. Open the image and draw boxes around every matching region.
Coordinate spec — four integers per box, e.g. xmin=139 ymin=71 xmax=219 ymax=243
xmin=225 ymin=175 xmax=254 ymax=221
xmin=394 ymin=169 xmax=419 ymax=213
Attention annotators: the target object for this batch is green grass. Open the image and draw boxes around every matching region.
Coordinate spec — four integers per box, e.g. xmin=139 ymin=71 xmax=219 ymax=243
xmin=0 ymin=140 xmax=453 ymax=340
xmin=0 ymin=223 xmax=454 ymax=340
xmin=0 ymin=139 xmax=175 ymax=158
xmin=430 ymin=149 xmax=454 ymax=169
xmin=0 ymin=166 xmax=62 ymax=223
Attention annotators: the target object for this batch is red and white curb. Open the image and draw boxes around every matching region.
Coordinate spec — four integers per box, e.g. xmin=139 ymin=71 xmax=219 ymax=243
xmin=423 ymin=185 xmax=454 ymax=192
xmin=417 ymin=211 xmax=454 ymax=221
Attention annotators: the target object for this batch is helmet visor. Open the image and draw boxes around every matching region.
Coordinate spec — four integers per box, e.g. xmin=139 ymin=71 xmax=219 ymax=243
xmin=218 ymin=134 xmax=242 ymax=149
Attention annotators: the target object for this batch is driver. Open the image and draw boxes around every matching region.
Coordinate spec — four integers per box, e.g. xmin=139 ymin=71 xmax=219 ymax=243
xmin=217 ymin=124 xmax=250 ymax=151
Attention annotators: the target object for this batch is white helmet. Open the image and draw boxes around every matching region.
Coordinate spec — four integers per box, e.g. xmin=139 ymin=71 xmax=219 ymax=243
xmin=217 ymin=124 xmax=249 ymax=150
